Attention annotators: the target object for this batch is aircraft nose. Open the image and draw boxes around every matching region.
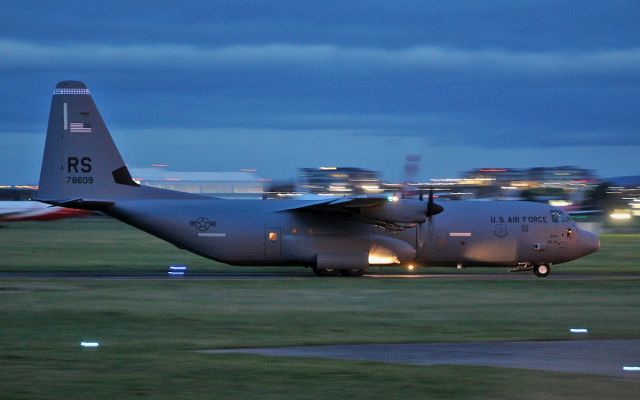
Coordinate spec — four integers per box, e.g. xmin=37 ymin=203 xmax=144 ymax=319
xmin=579 ymin=229 xmax=600 ymax=256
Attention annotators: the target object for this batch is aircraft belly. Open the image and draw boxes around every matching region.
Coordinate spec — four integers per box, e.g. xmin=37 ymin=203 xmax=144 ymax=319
xmin=418 ymin=209 xmax=519 ymax=267
xmin=421 ymin=232 xmax=517 ymax=266
xmin=109 ymin=202 xmax=271 ymax=264
xmin=465 ymin=237 xmax=517 ymax=264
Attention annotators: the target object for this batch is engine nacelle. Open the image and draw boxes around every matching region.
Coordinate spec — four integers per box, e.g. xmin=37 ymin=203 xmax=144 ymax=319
xmin=359 ymin=199 xmax=428 ymax=224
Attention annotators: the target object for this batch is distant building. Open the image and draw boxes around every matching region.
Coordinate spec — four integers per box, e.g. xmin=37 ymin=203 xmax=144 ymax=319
xmin=463 ymin=168 xmax=529 ymax=183
xmin=0 ymin=186 xmax=37 ymax=201
xmin=298 ymin=167 xmax=382 ymax=195
xmin=462 ymin=166 xmax=596 ymax=187
xmin=129 ymin=167 xmax=265 ymax=198
xmin=528 ymin=166 xmax=597 ymax=186
xmin=450 ymin=166 xmax=599 ymax=203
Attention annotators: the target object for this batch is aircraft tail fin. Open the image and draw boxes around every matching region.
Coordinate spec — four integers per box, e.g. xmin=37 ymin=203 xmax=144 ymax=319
xmin=38 ymin=81 xmax=200 ymax=203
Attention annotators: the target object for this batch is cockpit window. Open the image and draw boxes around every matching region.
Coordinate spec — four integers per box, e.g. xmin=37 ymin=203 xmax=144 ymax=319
xmin=551 ymin=209 xmax=571 ymax=223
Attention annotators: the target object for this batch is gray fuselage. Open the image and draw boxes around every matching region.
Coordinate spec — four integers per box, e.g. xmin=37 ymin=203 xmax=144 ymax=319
xmin=106 ymin=198 xmax=599 ymax=269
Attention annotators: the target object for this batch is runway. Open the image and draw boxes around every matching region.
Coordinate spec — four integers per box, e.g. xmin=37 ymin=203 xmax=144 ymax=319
xmin=1 ymin=271 xmax=640 ymax=281
xmin=202 ymin=339 xmax=640 ymax=377
xmin=2 ymin=271 xmax=640 ymax=281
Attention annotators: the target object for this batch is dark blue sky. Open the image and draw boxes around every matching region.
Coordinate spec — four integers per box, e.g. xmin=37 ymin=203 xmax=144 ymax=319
xmin=1 ymin=0 xmax=639 ymax=184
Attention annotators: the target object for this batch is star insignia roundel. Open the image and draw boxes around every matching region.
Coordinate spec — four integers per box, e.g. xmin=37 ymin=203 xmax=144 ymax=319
xmin=194 ymin=217 xmax=211 ymax=231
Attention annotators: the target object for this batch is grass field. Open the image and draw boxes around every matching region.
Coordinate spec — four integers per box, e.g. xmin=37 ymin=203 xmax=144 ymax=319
xmin=1 ymin=218 xmax=639 ymax=399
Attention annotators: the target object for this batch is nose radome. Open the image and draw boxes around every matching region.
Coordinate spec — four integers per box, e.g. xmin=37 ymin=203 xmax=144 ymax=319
xmin=580 ymin=230 xmax=600 ymax=256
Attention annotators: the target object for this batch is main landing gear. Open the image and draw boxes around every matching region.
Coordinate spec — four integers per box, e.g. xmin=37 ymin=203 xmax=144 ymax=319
xmin=339 ymin=267 xmax=367 ymax=277
xmin=311 ymin=267 xmax=368 ymax=277
xmin=533 ymin=264 xmax=551 ymax=278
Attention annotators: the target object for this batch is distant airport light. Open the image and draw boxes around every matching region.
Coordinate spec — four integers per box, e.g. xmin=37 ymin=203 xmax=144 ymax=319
xmin=570 ymin=328 xmax=588 ymax=333
xmin=319 ymin=166 xmax=337 ymax=170
xmin=610 ymin=211 xmax=632 ymax=220
xmin=80 ymin=341 xmax=100 ymax=348
xmin=407 ymin=264 xmax=415 ymax=271
xmin=549 ymin=200 xmax=572 ymax=207
xmin=361 ymin=185 xmax=382 ymax=192
xmin=623 ymin=366 xmax=640 ymax=371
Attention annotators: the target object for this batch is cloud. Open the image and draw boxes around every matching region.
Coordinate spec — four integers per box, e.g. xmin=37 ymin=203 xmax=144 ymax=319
xmin=2 ymin=39 xmax=640 ymax=75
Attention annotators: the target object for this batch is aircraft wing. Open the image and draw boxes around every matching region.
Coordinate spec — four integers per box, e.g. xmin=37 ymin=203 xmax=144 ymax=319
xmin=276 ymin=194 xmax=441 ymax=229
xmin=275 ymin=195 xmax=389 ymax=212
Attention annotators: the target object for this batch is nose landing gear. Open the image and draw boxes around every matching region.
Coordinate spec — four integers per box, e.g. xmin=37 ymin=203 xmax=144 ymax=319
xmin=533 ymin=264 xmax=551 ymax=278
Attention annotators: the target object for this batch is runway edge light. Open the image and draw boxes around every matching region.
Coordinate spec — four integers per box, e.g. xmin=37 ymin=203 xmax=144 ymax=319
xmin=570 ymin=328 xmax=588 ymax=333
xmin=80 ymin=341 xmax=100 ymax=348
xmin=168 ymin=265 xmax=188 ymax=276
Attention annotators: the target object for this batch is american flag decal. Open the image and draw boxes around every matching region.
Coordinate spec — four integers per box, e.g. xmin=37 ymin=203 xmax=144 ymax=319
xmin=69 ymin=122 xmax=92 ymax=133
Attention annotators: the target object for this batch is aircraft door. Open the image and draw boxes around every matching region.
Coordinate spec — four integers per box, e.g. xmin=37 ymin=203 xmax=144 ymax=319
xmin=264 ymin=228 xmax=282 ymax=260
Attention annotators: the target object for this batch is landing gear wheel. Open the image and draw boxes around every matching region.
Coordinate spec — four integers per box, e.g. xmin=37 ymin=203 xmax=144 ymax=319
xmin=339 ymin=267 xmax=368 ymax=277
xmin=534 ymin=264 xmax=551 ymax=278
xmin=312 ymin=267 xmax=340 ymax=277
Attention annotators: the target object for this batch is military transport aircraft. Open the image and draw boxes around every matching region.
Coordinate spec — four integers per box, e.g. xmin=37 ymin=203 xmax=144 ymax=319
xmin=36 ymin=81 xmax=600 ymax=277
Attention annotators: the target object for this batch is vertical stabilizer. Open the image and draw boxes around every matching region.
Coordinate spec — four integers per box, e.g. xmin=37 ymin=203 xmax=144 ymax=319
xmin=38 ymin=81 xmax=204 ymax=202
xmin=38 ymin=81 xmax=142 ymax=201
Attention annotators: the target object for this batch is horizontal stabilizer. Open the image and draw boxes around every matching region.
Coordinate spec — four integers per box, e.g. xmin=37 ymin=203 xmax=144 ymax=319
xmin=36 ymin=198 xmax=115 ymax=211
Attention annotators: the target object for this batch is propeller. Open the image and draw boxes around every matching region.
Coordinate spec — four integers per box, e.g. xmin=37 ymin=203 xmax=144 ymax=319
xmin=426 ymin=187 xmax=443 ymax=218
xmin=416 ymin=187 xmax=443 ymax=248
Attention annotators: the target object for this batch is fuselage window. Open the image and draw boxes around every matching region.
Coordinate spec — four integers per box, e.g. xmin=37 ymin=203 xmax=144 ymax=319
xmin=566 ymin=228 xmax=573 ymax=239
